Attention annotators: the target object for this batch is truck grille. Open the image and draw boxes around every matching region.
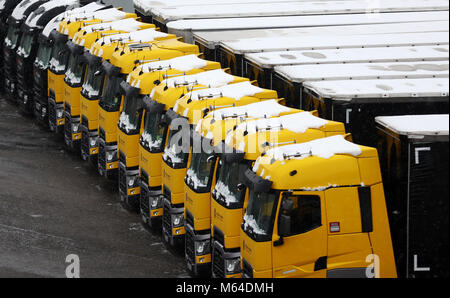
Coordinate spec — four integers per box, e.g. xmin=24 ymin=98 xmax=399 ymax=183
xmin=81 ymin=130 xmax=89 ymax=156
xmin=185 ymin=211 xmax=195 ymax=263
xmin=48 ymin=100 xmax=56 ymax=126
xmin=64 ymin=114 xmax=71 ymax=138
xmin=162 ymin=202 xmax=171 ymax=234
xmin=212 ymin=244 xmax=225 ymax=278
xmin=140 ymin=186 xmax=149 ymax=216
xmin=119 ymin=163 xmax=126 ymax=194
xmin=98 ymin=141 xmax=106 ymax=172
xmin=140 ymin=169 xmax=149 ymax=185
xmin=242 ymin=258 xmax=253 ymax=278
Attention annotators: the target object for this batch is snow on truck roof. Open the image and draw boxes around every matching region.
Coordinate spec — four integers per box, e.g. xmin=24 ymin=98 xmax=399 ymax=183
xmin=167 ymin=11 xmax=449 ymax=32
xmin=62 ymin=7 xmax=127 ymax=23
xmin=161 ymin=69 xmax=235 ymax=89
xmin=245 ymin=46 xmax=450 ymax=68
xmin=207 ymin=99 xmax=291 ymax=120
xmin=220 ymin=32 xmax=449 ymax=54
xmin=253 ymin=135 xmax=362 ymax=170
xmin=11 ymin=0 xmax=42 ymax=21
xmin=275 ymin=61 xmax=449 ymax=83
xmin=41 ymin=2 xmax=107 ymax=38
xmin=193 ymin=20 xmax=448 ymax=48
xmin=375 ymin=114 xmax=449 ymax=136
xmin=93 ymin=29 xmax=168 ymax=47
xmin=302 ymin=78 xmax=449 ymax=100
xmin=153 ymin=0 xmax=449 ymax=23
xmin=139 ymin=54 xmax=207 ymax=74
xmin=79 ymin=18 xmax=145 ymax=34
xmin=25 ymin=0 xmax=78 ymax=28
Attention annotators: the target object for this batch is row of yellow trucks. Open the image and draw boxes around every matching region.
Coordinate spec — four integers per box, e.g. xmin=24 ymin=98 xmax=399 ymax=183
xmin=1 ymin=0 xmax=448 ymax=278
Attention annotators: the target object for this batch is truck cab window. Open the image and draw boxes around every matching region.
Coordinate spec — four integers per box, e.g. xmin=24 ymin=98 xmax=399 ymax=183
xmin=280 ymin=194 xmax=321 ymax=236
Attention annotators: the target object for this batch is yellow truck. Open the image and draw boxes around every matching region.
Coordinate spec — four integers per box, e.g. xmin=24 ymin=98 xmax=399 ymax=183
xmin=186 ymin=99 xmax=300 ymax=276
xmin=138 ymin=68 xmax=248 ymax=228
xmin=117 ymin=55 xmax=223 ymax=211
xmin=240 ymin=135 xmax=397 ymax=278
xmin=97 ymin=38 xmax=199 ymax=179
xmin=62 ymin=18 xmax=155 ymax=151
xmin=47 ymin=7 xmax=134 ymax=133
xmin=80 ymin=28 xmax=176 ymax=166
xmin=161 ymin=81 xmax=278 ymax=248
xmin=205 ymin=107 xmax=348 ymax=278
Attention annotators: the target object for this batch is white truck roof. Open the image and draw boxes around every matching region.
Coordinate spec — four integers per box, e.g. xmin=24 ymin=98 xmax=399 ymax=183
xmin=220 ymin=32 xmax=449 ymax=54
xmin=11 ymin=0 xmax=42 ymax=21
xmin=162 ymin=69 xmax=235 ymax=89
xmin=93 ymin=28 xmax=168 ymax=47
xmin=41 ymin=2 xmax=107 ymax=38
xmin=153 ymin=0 xmax=449 ymax=23
xmin=275 ymin=61 xmax=449 ymax=83
xmin=25 ymin=0 xmax=78 ymax=28
xmin=194 ymin=20 xmax=448 ymax=48
xmin=245 ymin=45 xmax=449 ymax=69
xmin=169 ymin=11 xmax=449 ymax=43
xmin=138 ymin=54 xmax=207 ymax=74
xmin=375 ymin=114 xmax=449 ymax=136
xmin=302 ymin=77 xmax=449 ymax=100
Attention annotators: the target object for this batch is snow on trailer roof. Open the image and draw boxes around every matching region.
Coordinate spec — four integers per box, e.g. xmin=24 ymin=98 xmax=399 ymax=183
xmin=41 ymin=2 xmax=107 ymax=38
xmin=11 ymin=0 xmax=42 ymax=21
xmin=245 ymin=46 xmax=450 ymax=69
xmin=134 ymin=0 xmax=312 ymax=14
xmin=153 ymin=0 xmax=449 ymax=23
xmin=193 ymin=20 xmax=448 ymax=49
xmin=25 ymin=0 xmax=78 ymax=28
xmin=275 ymin=61 xmax=449 ymax=83
xmin=302 ymin=78 xmax=449 ymax=100
xmin=139 ymin=54 xmax=207 ymax=74
xmin=167 ymin=11 xmax=449 ymax=33
xmin=221 ymin=32 xmax=449 ymax=55
xmin=163 ymin=69 xmax=235 ymax=89
xmin=375 ymin=114 xmax=449 ymax=137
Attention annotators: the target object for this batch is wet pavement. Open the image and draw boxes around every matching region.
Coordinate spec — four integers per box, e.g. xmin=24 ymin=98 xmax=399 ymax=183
xmin=0 ymin=96 xmax=188 ymax=278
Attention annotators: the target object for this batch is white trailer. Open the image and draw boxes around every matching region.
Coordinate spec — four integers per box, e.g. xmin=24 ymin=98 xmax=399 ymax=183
xmin=244 ymin=45 xmax=449 ymax=88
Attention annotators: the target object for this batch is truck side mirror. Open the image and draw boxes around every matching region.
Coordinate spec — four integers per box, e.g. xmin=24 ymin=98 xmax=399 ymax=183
xmin=278 ymin=214 xmax=291 ymax=237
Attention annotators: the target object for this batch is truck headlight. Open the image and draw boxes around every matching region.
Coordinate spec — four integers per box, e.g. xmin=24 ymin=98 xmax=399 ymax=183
xmin=89 ymin=137 xmax=98 ymax=147
xmin=225 ymin=258 xmax=241 ymax=275
xmin=72 ymin=123 xmax=80 ymax=133
xmin=127 ymin=175 xmax=139 ymax=188
xmin=41 ymin=107 xmax=47 ymax=117
xmin=172 ymin=214 xmax=184 ymax=227
xmin=150 ymin=195 xmax=163 ymax=209
xmin=56 ymin=108 xmax=64 ymax=119
xmin=195 ymin=240 xmax=210 ymax=256
xmin=106 ymin=150 xmax=117 ymax=162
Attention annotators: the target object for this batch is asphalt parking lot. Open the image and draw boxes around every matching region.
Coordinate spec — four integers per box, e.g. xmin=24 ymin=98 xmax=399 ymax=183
xmin=0 ymin=96 xmax=188 ymax=278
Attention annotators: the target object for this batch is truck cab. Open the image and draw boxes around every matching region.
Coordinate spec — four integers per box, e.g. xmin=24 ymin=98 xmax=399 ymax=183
xmin=62 ymin=18 xmax=155 ymax=152
xmin=240 ymin=135 xmax=397 ymax=278
xmin=117 ymin=55 xmax=222 ymax=211
xmin=97 ymin=38 xmax=199 ymax=179
xmin=138 ymin=68 xmax=248 ymax=228
xmin=161 ymin=81 xmax=277 ymax=248
xmin=80 ymin=28 xmax=176 ymax=166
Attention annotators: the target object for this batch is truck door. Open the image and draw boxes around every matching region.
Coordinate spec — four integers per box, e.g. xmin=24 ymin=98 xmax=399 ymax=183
xmin=272 ymin=192 xmax=327 ymax=278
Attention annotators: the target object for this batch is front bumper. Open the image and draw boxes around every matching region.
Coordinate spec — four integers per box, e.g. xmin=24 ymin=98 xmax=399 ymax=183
xmin=118 ymin=161 xmax=140 ymax=212
xmin=97 ymin=133 xmax=118 ymax=179
xmin=162 ymin=197 xmax=185 ymax=247
xmin=48 ymin=95 xmax=64 ymax=133
xmin=63 ymin=109 xmax=81 ymax=151
xmin=140 ymin=179 xmax=163 ymax=228
xmin=17 ymin=86 xmax=34 ymax=114
xmin=80 ymin=118 xmax=99 ymax=164
xmin=212 ymin=238 xmax=242 ymax=278
xmin=185 ymin=221 xmax=212 ymax=276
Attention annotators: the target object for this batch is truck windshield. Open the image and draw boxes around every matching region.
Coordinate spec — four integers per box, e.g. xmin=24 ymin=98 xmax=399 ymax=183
xmin=5 ymin=26 xmax=20 ymax=49
xmin=185 ymin=149 xmax=215 ymax=192
xmin=118 ymin=94 xmax=144 ymax=134
xmin=81 ymin=63 xmax=104 ymax=99
xmin=163 ymin=126 xmax=189 ymax=169
xmin=35 ymin=42 xmax=52 ymax=70
xmin=18 ymin=31 xmax=34 ymax=57
xmin=140 ymin=111 xmax=166 ymax=153
xmin=65 ymin=53 xmax=86 ymax=85
xmin=214 ymin=160 xmax=248 ymax=208
xmin=243 ymin=190 xmax=278 ymax=242
xmin=99 ymin=74 xmax=123 ymax=112
xmin=49 ymin=40 xmax=69 ymax=74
